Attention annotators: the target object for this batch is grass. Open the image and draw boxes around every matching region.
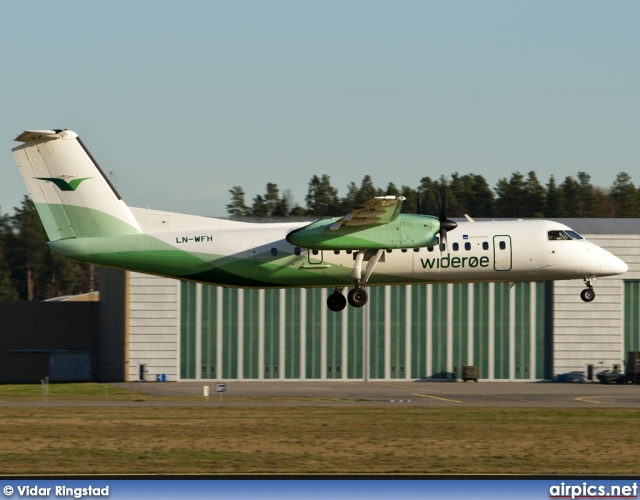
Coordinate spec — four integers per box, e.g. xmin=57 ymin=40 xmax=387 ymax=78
xmin=0 ymin=383 xmax=140 ymax=400
xmin=0 ymin=402 xmax=639 ymax=474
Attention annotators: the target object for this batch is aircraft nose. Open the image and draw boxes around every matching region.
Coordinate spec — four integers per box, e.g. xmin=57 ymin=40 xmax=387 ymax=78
xmin=600 ymin=253 xmax=628 ymax=276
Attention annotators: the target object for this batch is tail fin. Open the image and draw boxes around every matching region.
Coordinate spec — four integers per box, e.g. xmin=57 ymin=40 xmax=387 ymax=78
xmin=12 ymin=130 xmax=141 ymax=241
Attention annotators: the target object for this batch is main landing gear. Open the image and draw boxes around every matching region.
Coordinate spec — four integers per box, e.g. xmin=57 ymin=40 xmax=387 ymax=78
xmin=580 ymin=278 xmax=596 ymax=302
xmin=327 ymin=288 xmax=347 ymax=312
xmin=327 ymin=287 xmax=369 ymax=312
xmin=327 ymin=249 xmax=382 ymax=311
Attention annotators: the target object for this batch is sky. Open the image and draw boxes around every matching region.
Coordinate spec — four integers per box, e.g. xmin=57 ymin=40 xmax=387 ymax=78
xmin=1 ymin=1 xmax=639 ymax=218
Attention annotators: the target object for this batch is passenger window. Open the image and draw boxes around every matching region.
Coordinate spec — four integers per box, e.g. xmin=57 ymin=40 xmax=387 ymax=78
xmin=452 ymin=243 xmax=459 ymax=251
xmin=413 ymin=248 xmax=419 ymax=252
xmin=294 ymin=247 xmax=301 ymax=256
xmin=440 ymin=243 xmax=446 ymax=251
xmin=334 ymin=250 xmax=340 ymax=254
xmin=465 ymin=242 xmax=471 ymax=251
xmin=401 ymin=248 xmax=408 ymax=253
xmin=427 ymin=246 xmax=434 ymax=252
xmin=270 ymin=248 xmax=277 ymax=256
xmin=386 ymin=249 xmax=392 ymax=253
xmin=499 ymin=241 xmax=506 ymax=250
xmin=312 ymin=249 xmax=319 ymax=255
xmin=482 ymin=242 xmax=489 ymax=251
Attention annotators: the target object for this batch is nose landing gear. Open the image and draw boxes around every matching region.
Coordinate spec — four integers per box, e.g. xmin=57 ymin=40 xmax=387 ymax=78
xmin=580 ymin=278 xmax=596 ymax=302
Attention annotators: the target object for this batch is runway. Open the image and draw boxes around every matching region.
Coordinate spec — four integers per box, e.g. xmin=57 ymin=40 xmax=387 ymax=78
xmin=108 ymin=381 xmax=640 ymax=408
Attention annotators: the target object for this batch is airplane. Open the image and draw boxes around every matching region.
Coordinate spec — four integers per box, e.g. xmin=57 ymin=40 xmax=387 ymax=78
xmin=11 ymin=129 xmax=628 ymax=312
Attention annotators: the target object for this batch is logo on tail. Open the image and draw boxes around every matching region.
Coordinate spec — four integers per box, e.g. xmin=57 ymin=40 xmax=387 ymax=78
xmin=36 ymin=177 xmax=92 ymax=191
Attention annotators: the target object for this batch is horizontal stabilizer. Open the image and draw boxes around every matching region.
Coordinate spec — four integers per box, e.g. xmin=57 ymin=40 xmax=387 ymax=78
xmin=14 ymin=130 xmax=67 ymax=143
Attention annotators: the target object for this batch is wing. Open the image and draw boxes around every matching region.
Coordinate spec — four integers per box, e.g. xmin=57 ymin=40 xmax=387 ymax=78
xmin=329 ymin=195 xmax=405 ymax=231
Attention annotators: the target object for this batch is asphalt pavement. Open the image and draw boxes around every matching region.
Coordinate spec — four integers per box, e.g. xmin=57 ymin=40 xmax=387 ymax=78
xmin=107 ymin=380 xmax=640 ymax=408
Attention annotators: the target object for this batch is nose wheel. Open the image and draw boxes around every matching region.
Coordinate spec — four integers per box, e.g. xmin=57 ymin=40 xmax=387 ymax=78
xmin=580 ymin=278 xmax=596 ymax=302
xmin=581 ymin=287 xmax=596 ymax=302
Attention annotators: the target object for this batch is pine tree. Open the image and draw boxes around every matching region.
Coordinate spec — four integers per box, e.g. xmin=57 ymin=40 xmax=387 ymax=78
xmin=226 ymin=186 xmax=251 ymax=217
xmin=0 ymin=208 xmax=18 ymax=300
xmin=354 ymin=175 xmax=380 ymax=206
xmin=418 ymin=177 xmax=439 ymax=215
xmin=251 ymin=195 xmax=268 ymax=217
xmin=495 ymin=172 xmax=527 ymax=217
xmin=523 ymin=171 xmax=546 ymax=218
xmin=305 ymin=175 xmax=340 ymax=216
xmin=545 ymin=175 xmax=565 ymax=217
xmin=610 ymin=172 xmax=640 ymax=217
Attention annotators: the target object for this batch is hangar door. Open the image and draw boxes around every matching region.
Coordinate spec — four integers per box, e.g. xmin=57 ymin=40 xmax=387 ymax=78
xmin=50 ymin=353 xmax=91 ymax=381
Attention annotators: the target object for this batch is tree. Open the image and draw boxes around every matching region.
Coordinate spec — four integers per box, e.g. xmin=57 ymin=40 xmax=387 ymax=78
xmin=226 ymin=186 xmax=251 ymax=217
xmin=417 ymin=176 xmax=440 ymax=215
xmin=0 ymin=208 xmax=18 ymax=300
xmin=7 ymin=197 xmax=90 ymax=300
xmin=610 ymin=172 xmax=640 ymax=217
xmin=522 ymin=171 xmax=546 ymax=218
xmin=11 ymin=197 xmax=50 ymax=300
xmin=305 ymin=175 xmax=341 ymax=216
xmin=400 ymin=185 xmax=419 ymax=214
xmin=251 ymin=195 xmax=269 ymax=217
xmin=264 ymin=183 xmax=280 ymax=216
xmin=446 ymin=173 xmax=494 ymax=218
xmin=576 ymin=172 xmax=601 ymax=217
xmin=353 ymin=175 xmax=381 ymax=206
xmin=561 ymin=172 xmax=599 ymax=217
xmin=341 ymin=181 xmax=361 ymax=212
xmin=545 ymin=175 xmax=564 ymax=217
xmin=495 ymin=172 xmax=527 ymax=217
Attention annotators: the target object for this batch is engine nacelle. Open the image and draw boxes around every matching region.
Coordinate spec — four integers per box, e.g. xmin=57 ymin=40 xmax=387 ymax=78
xmin=286 ymin=214 xmax=440 ymax=250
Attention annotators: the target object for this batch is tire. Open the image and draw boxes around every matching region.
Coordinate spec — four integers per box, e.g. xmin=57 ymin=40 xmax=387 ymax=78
xmin=347 ymin=287 xmax=368 ymax=308
xmin=327 ymin=292 xmax=347 ymax=312
xmin=581 ymin=288 xmax=596 ymax=302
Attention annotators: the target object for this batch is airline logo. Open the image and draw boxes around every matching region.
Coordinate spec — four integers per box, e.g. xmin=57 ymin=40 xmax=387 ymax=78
xmin=420 ymin=254 xmax=490 ymax=270
xmin=36 ymin=177 xmax=92 ymax=191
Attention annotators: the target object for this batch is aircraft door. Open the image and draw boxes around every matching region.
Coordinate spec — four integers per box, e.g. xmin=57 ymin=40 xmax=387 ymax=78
xmin=308 ymin=249 xmax=324 ymax=265
xmin=493 ymin=235 xmax=512 ymax=271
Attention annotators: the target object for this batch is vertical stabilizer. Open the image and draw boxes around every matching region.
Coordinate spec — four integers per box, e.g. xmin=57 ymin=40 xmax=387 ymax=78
xmin=12 ymin=130 xmax=142 ymax=242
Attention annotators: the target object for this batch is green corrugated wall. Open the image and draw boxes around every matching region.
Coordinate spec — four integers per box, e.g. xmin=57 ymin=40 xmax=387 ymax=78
xmin=180 ymin=282 xmax=551 ymax=381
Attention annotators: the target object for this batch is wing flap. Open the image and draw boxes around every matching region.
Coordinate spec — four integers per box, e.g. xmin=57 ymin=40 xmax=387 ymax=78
xmin=330 ymin=195 xmax=405 ymax=231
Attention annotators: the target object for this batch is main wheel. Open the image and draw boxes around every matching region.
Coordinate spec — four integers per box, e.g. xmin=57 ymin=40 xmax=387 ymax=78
xmin=347 ymin=287 xmax=368 ymax=308
xmin=580 ymin=288 xmax=596 ymax=302
xmin=327 ymin=292 xmax=347 ymax=312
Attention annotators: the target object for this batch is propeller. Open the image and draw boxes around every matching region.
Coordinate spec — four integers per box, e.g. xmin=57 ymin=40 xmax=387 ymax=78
xmin=437 ymin=187 xmax=458 ymax=252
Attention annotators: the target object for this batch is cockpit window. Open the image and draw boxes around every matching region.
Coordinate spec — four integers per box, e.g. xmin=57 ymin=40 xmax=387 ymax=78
xmin=565 ymin=230 xmax=583 ymax=240
xmin=548 ymin=230 xmax=583 ymax=241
